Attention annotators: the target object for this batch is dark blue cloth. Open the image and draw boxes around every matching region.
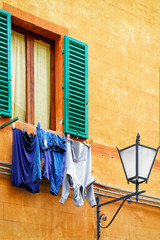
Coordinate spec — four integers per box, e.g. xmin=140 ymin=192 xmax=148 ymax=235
xmin=11 ymin=128 xmax=40 ymax=193
xmin=33 ymin=123 xmax=66 ymax=195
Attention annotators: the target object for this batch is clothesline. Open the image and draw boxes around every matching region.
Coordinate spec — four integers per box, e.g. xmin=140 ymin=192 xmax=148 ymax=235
xmin=0 ymin=118 xmax=122 ymax=154
xmin=0 ymin=117 xmax=94 ymax=142
xmin=0 ymin=164 xmax=160 ymax=208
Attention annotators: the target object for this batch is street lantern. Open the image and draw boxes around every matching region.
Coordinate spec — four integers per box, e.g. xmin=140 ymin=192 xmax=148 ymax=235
xmin=96 ymin=133 xmax=159 ymax=240
xmin=117 ymin=133 xmax=159 ymax=201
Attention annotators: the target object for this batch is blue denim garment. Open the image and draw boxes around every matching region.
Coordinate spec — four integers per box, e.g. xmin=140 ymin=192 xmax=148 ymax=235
xmin=36 ymin=122 xmax=66 ymax=152
xmin=49 ymin=151 xmax=65 ymax=195
xmin=43 ymin=149 xmax=52 ymax=182
xmin=33 ymin=123 xmax=67 ymax=195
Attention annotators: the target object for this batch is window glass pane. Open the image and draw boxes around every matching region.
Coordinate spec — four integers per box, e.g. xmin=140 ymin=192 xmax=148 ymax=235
xmin=11 ymin=30 xmax=26 ymax=121
xmin=34 ymin=39 xmax=51 ymax=129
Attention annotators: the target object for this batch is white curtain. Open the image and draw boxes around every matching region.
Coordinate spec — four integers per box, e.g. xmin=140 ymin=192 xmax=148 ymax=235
xmin=11 ymin=30 xmax=26 ymax=121
xmin=34 ymin=39 xmax=51 ymax=129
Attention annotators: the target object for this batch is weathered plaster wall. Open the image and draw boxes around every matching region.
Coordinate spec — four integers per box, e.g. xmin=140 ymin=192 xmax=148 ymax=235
xmin=0 ymin=0 xmax=160 ymax=239
xmin=1 ymin=0 xmax=160 ymax=148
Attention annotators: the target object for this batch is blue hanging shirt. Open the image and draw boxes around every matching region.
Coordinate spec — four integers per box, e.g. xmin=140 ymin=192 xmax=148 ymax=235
xmin=32 ymin=122 xmax=67 ymax=196
xmin=11 ymin=128 xmax=40 ymax=193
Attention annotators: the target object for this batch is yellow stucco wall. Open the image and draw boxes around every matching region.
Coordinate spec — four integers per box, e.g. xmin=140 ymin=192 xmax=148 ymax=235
xmin=0 ymin=0 xmax=160 ymax=239
xmin=10 ymin=0 xmax=159 ymax=194
xmin=1 ymin=0 xmax=159 ymax=148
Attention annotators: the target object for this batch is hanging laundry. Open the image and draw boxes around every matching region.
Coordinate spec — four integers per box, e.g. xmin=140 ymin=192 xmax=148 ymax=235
xmin=59 ymin=139 xmax=96 ymax=208
xmin=11 ymin=128 xmax=40 ymax=193
xmin=33 ymin=123 xmax=67 ymax=195
xmin=42 ymin=149 xmax=52 ymax=182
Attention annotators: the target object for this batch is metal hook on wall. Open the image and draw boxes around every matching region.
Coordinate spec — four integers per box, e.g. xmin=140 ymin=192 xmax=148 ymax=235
xmin=0 ymin=117 xmax=19 ymax=129
xmin=96 ymin=190 xmax=145 ymax=240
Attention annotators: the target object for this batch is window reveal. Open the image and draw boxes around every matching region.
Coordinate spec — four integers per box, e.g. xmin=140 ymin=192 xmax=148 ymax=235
xmin=11 ymin=26 xmax=54 ymax=130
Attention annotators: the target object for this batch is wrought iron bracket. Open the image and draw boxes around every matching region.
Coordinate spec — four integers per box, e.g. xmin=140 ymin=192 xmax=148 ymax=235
xmin=96 ymin=190 xmax=145 ymax=240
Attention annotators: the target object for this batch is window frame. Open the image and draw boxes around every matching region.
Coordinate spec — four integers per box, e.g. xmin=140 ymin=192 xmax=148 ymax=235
xmin=12 ymin=25 xmax=55 ymax=129
xmin=3 ymin=2 xmax=68 ymax=133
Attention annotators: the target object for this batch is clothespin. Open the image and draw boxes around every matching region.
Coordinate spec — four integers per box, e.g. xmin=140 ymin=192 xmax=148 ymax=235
xmin=12 ymin=123 xmax=15 ymax=129
xmin=84 ymin=140 xmax=89 ymax=146
xmin=23 ymin=126 xmax=25 ymax=133
xmin=33 ymin=130 xmax=35 ymax=137
xmin=67 ymin=134 xmax=70 ymax=140
xmin=44 ymin=139 xmax=48 ymax=147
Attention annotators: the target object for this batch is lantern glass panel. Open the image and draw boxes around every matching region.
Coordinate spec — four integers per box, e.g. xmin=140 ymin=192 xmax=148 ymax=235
xmin=138 ymin=145 xmax=157 ymax=181
xmin=120 ymin=145 xmax=136 ymax=180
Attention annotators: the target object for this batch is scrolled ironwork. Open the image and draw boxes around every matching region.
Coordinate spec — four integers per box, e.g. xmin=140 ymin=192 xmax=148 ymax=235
xmin=100 ymin=213 xmax=107 ymax=228
xmin=99 ymin=198 xmax=127 ymax=229
xmin=127 ymin=198 xmax=132 ymax=204
xmin=96 ymin=191 xmax=145 ymax=240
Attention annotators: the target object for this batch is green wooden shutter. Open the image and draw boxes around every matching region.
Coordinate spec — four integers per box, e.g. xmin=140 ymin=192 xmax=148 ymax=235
xmin=0 ymin=9 xmax=12 ymax=118
xmin=63 ymin=36 xmax=88 ymax=139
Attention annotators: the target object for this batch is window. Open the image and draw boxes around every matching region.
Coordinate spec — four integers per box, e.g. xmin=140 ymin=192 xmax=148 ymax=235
xmin=0 ymin=5 xmax=88 ymax=138
xmin=11 ymin=26 xmax=54 ymax=129
xmin=0 ymin=5 xmax=63 ymax=131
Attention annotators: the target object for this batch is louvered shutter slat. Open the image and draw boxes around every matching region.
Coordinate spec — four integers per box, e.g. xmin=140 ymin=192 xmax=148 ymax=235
xmin=69 ymin=80 xmax=85 ymax=89
xmin=0 ymin=54 xmax=7 ymax=60
xmin=69 ymin=67 xmax=85 ymax=77
xmin=69 ymin=53 xmax=85 ymax=62
xmin=0 ymin=69 xmax=8 ymax=75
xmin=69 ymin=62 xmax=85 ymax=71
xmin=0 ymin=61 xmax=7 ymax=67
xmin=0 ymin=66 xmax=7 ymax=72
xmin=0 ymin=89 xmax=8 ymax=94
xmin=69 ymin=124 xmax=85 ymax=132
xmin=69 ymin=89 xmax=85 ymax=96
xmin=69 ymin=71 xmax=85 ymax=80
xmin=69 ymin=103 xmax=85 ymax=112
xmin=0 ymin=34 xmax=8 ymax=41
xmin=0 ymin=21 xmax=7 ymax=27
xmin=69 ymin=93 xmax=85 ymax=102
xmin=69 ymin=85 xmax=85 ymax=95
xmin=70 ymin=58 xmax=85 ymax=67
xmin=0 ymin=82 xmax=8 ymax=88
xmin=69 ymin=76 xmax=85 ymax=84
xmin=64 ymin=36 xmax=88 ymax=139
xmin=69 ymin=116 xmax=85 ymax=124
xmin=69 ymin=50 xmax=85 ymax=59
xmin=0 ymin=9 xmax=12 ymax=117
xmin=0 ymin=75 xmax=8 ymax=81
xmin=0 ymin=17 xmax=7 ymax=24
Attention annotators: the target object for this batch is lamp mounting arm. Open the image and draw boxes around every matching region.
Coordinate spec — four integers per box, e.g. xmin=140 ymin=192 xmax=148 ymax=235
xmin=96 ymin=190 xmax=145 ymax=240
